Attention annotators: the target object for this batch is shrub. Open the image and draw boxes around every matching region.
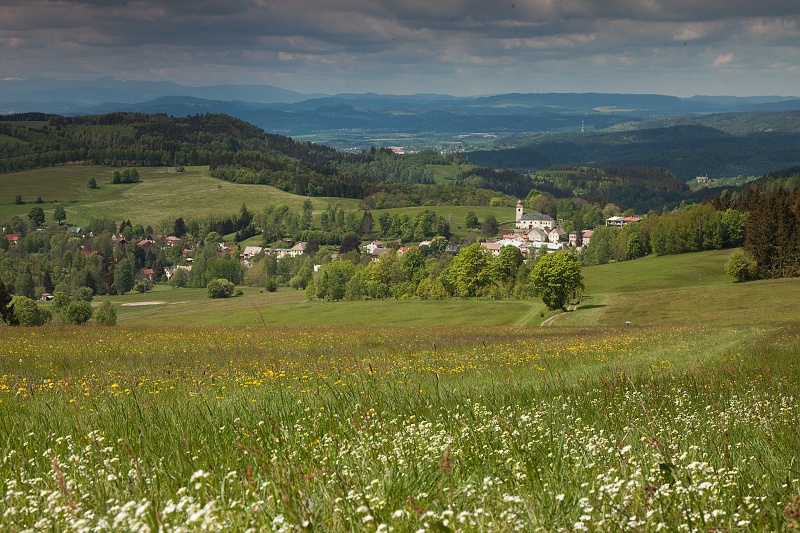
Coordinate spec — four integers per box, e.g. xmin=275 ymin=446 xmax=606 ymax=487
xmin=10 ymin=296 xmax=52 ymax=326
xmin=94 ymin=301 xmax=117 ymax=326
xmin=207 ymin=278 xmax=235 ymax=299
xmin=64 ymin=300 xmax=93 ymax=325
xmin=74 ymin=286 xmax=94 ymax=302
xmin=51 ymin=291 xmax=72 ymax=314
xmin=725 ymin=249 xmax=758 ymax=282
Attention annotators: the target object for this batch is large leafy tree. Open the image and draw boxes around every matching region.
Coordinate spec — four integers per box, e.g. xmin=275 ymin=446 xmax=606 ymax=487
xmin=446 ymin=243 xmax=492 ymax=297
xmin=28 ymin=206 xmax=45 ymax=227
xmin=53 ymin=205 xmax=67 ymax=225
xmin=492 ymin=245 xmax=523 ymax=284
xmin=530 ymin=251 xmax=583 ymax=310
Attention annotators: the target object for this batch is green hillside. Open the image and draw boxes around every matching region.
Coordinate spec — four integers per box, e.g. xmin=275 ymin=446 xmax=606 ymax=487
xmin=562 ymin=249 xmax=800 ymax=327
xmin=0 ymin=165 xmax=360 ymax=227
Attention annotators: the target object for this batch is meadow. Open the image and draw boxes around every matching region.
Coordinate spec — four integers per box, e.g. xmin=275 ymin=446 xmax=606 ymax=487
xmin=0 ymin=166 xmax=360 ymax=229
xmin=2 ymin=250 xmax=800 ymax=531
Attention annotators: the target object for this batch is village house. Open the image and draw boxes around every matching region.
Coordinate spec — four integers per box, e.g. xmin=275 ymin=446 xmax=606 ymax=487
xmin=526 ymin=227 xmax=549 ymax=244
xmin=370 ymin=246 xmax=390 ymax=261
xmin=480 ymin=242 xmax=504 ymax=256
xmin=240 ymin=246 xmax=263 ymax=259
xmin=364 ymin=240 xmax=384 ymax=255
xmin=4 ymin=233 xmax=19 ymax=245
xmin=569 ymin=229 xmax=595 ymax=248
xmin=606 ymin=216 xmax=643 ymax=227
xmin=548 ymin=227 xmax=567 ymax=243
xmin=288 ymin=241 xmax=307 ymax=257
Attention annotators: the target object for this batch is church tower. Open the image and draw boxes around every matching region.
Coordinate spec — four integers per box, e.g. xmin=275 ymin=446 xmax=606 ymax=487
xmin=516 ymin=199 xmax=524 ymax=223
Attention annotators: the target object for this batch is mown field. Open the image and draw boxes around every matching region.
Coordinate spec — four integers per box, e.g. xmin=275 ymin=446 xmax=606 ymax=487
xmin=2 ymin=250 xmax=800 ymax=531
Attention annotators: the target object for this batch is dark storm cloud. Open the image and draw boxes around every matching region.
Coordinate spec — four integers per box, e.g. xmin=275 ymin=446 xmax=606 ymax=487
xmin=1 ymin=0 xmax=799 ymax=95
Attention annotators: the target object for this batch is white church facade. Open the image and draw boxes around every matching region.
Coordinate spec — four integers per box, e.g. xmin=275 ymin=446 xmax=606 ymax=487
xmin=515 ymin=200 xmax=554 ymax=231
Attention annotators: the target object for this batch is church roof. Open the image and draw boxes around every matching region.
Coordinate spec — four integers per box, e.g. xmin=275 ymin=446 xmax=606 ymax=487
xmin=519 ymin=212 xmax=553 ymax=222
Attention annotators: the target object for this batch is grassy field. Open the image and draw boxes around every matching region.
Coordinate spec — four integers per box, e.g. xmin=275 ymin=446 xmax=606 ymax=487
xmin=0 ymin=166 xmax=360 ymax=228
xmin=101 ymin=284 xmax=545 ymax=327
xmin=2 ymin=251 xmax=800 ymax=530
xmin=563 ymin=249 xmax=800 ymax=328
xmin=427 ymin=163 xmax=476 ymax=185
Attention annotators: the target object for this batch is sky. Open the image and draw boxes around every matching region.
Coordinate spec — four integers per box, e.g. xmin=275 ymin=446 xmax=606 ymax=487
xmin=2 ymin=0 xmax=800 ymax=97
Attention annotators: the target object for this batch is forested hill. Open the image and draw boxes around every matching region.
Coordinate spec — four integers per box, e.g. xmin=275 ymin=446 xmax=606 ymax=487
xmin=0 ymin=111 xmax=762 ymax=212
xmin=0 ymin=112 xmax=440 ymax=198
xmin=468 ymin=123 xmax=800 ymax=181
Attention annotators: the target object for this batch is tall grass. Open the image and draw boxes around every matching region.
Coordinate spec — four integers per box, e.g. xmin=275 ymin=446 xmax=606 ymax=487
xmin=2 ymin=324 xmax=798 ymax=531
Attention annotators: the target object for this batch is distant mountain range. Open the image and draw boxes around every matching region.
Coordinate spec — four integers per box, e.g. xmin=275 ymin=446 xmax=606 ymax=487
xmin=3 ymin=77 xmax=800 ymax=138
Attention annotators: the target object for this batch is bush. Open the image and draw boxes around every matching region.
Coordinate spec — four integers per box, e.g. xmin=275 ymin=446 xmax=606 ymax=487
xmin=134 ymin=279 xmax=153 ymax=293
xmin=64 ymin=300 xmax=93 ymax=325
xmin=51 ymin=291 xmax=72 ymax=314
xmin=207 ymin=278 xmax=235 ymax=299
xmin=725 ymin=249 xmax=758 ymax=282
xmin=74 ymin=286 xmax=94 ymax=302
xmin=94 ymin=301 xmax=117 ymax=326
xmin=10 ymin=296 xmax=51 ymax=326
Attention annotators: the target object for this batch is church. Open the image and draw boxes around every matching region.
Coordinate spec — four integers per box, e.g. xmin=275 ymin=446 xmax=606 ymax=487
xmin=515 ymin=200 xmax=554 ymax=230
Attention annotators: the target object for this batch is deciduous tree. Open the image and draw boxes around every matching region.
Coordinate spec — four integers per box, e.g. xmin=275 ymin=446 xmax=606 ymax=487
xmin=446 ymin=243 xmax=492 ymax=297
xmin=113 ymin=258 xmax=135 ymax=295
xmin=28 ymin=206 xmax=45 ymax=227
xmin=53 ymin=205 xmax=67 ymax=225
xmin=530 ymin=250 xmax=583 ymax=310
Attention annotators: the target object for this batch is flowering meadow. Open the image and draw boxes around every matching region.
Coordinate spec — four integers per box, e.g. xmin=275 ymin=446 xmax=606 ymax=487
xmin=1 ymin=324 xmax=799 ymax=531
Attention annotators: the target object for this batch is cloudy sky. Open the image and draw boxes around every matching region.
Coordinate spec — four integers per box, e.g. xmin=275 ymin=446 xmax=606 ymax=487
xmin=2 ymin=0 xmax=800 ymax=96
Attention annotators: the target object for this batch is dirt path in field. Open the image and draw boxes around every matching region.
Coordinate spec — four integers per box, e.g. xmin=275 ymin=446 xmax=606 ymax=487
xmin=539 ymin=304 xmax=578 ymax=327
xmin=121 ymin=301 xmax=166 ymax=306
xmin=514 ymin=303 xmax=543 ymax=326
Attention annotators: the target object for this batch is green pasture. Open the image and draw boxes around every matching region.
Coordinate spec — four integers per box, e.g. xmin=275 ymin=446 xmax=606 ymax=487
xmin=426 ymin=162 xmax=474 ymax=185
xmin=0 ymin=165 xmax=360 ymax=227
xmin=101 ymin=284 xmax=544 ymax=327
xmin=558 ymin=249 xmax=800 ymax=328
